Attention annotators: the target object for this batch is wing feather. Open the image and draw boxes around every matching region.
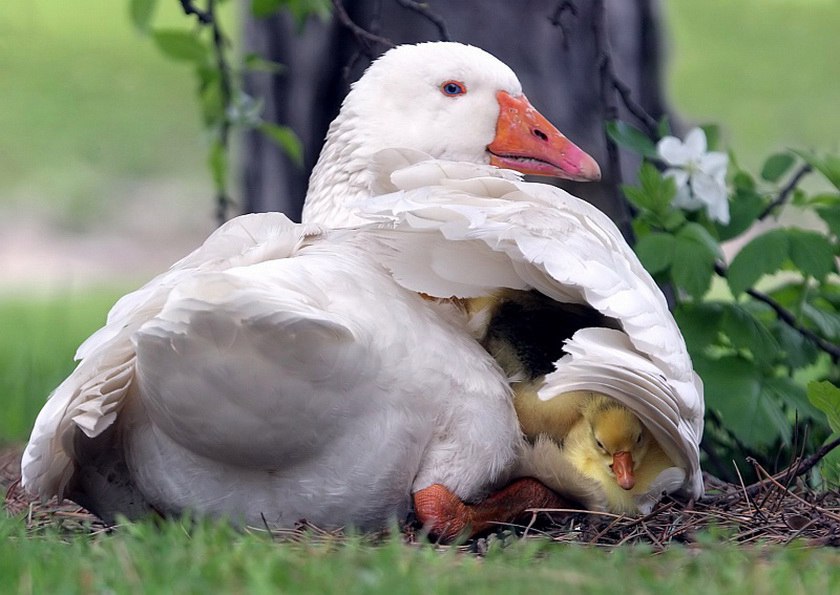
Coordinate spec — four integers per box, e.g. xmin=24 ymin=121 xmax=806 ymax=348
xmin=356 ymin=149 xmax=705 ymax=498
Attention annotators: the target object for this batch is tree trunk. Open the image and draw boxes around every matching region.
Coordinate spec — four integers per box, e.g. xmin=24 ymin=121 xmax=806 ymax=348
xmin=240 ymin=0 xmax=672 ymax=238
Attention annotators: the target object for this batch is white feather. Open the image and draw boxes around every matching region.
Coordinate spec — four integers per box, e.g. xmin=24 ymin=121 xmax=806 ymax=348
xmin=22 ymin=42 xmax=704 ymax=529
xmin=354 ymin=149 xmax=705 ymax=501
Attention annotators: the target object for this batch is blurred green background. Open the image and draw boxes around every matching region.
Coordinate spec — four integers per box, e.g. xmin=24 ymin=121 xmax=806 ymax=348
xmin=0 ymin=0 xmax=838 ymax=441
xmin=1 ymin=0 xmax=838 ymax=289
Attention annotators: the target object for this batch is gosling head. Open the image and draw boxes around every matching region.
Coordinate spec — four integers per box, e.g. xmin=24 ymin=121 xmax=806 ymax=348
xmin=587 ymin=400 xmax=651 ymax=491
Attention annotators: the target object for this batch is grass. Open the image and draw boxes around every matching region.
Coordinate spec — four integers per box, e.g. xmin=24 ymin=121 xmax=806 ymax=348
xmin=0 ymin=1 xmax=209 ymax=223
xmin=2 ymin=290 xmax=840 ymax=591
xmin=0 ymin=289 xmax=125 ymax=443
xmin=665 ymin=0 xmax=840 ymax=168
xmin=3 ymin=2 xmax=840 ymax=588
xmin=1 ymin=515 xmax=839 ymax=594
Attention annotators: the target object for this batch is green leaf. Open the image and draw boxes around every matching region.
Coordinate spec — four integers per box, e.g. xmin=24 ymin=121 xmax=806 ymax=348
xmin=199 ymin=76 xmax=223 ymax=126
xmin=656 ymin=116 xmax=671 ymax=138
xmin=715 ymin=188 xmax=764 ymax=242
xmin=129 ymin=0 xmax=158 ymax=32
xmin=816 ymin=204 xmax=840 ymax=238
xmin=727 ymin=228 xmax=789 ymax=296
xmin=661 ymin=209 xmax=686 ymax=231
xmin=260 ymin=123 xmax=304 ymax=167
xmin=772 ymin=322 xmax=819 ymax=369
xmin=675 ymin=302 xmax=724 ymax=354
xmin=786 ymin=228 xmax=837 ymax=280
xmin=760 ymin=152 xmax=795 ymax=183
xmin=671 ymin=223 xmax=719 ymax=299
xmin=253 ymin=0 xmax=332 ymax=24
xmin=606 ymin=121 xmax=657 ymax=159
xmin=679 ymin=222 xmax=722 ymax=258
xmin=818 ymin=433 xmax=840 ymax=484
xmin=152 ymin=30 xmax=208 ymax=64
xmin=794 ymin=150 xmax=840 ymax=190
xmin=252 ymin=0 xmax=286 ymax=18
xmin=764 ymin=376 xmax=822 ymax=422
xmin=243 ymin=53 xmax=286 ymax=75
xmin=732 ymin=170 xmax=755 ymax=192
xmin=821 ymin=283 xmax=840 ymax=308
xmin=623 ymin=163 xmax=677 ymax=218
xmin=808 ymin=381 xmax=840 ymax=433
xmin=634 ymin=233 xmax=675 ymax=275
xmin=758 ymin=388 xmax=792 ymax=446
xmin=720 ymin=303 xmax=780 ymax=365
xmin=801 ymin=302 xmax=840 ymax=340
xmin=695 ymin=355 xmax=778 ymax=447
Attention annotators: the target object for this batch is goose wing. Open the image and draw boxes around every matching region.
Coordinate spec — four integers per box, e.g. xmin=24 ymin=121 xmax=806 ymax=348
xmin=355 ymin=149 xmax=705 ymax=498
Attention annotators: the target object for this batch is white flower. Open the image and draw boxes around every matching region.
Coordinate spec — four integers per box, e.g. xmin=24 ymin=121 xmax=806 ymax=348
xmin=657 ymin=127 xmax=730 ymax=224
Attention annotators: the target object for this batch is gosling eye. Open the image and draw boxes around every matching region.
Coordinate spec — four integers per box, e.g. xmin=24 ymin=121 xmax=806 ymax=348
xmin=636 ymin=434 xmax=643 ymax=445
xmin=440 ymin=80 xmax=467 ymax=97
xmin=595 ymin=439 xmax=605 ymax=451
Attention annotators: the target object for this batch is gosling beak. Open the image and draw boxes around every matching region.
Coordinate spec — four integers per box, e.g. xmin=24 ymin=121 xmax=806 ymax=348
xmin=488 ymin=90 xmax=601 ymax=182
xmin=612 ymin=451 xmax=635 ymax=490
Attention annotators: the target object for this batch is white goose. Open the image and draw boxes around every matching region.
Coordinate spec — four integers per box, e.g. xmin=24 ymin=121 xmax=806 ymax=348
xmin=21 ymin=42 xmax=703 ymax=540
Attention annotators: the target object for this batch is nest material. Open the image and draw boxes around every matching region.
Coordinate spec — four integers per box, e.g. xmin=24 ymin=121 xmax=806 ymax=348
xmin=3 ymin=444 xmax=838 ymax=548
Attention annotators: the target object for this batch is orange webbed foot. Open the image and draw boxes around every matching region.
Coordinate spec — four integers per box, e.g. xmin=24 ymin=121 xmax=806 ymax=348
xmin=413 ymin=478 xmax=571 ymax=543
xmin=413 ymin=483 xmax=472 ymax=542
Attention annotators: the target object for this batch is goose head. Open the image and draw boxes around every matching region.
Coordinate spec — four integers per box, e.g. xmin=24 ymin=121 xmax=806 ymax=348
xmin=304 ymin=42 xmax=600 ymax=227
xmin=583 ymin=396 xmax=652 ymax=491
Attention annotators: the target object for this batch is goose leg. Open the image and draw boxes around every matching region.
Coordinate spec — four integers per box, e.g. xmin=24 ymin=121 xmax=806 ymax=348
xmin=413 ymin=478 xmax=571 ymax=542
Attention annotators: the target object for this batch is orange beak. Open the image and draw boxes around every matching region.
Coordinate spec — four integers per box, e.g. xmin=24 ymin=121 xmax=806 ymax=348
xmin=488 ymin=91 xmax=601 ymax=182
xmin=612 ymin=451 xmax=635 ymax=490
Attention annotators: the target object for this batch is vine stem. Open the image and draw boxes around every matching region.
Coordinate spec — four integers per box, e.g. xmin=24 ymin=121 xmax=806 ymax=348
xmin=178 ymin=0 xmax=234 ymax=225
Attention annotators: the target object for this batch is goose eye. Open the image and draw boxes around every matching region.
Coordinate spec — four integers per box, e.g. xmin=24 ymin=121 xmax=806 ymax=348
xmin=440 ymin=80 xmax=467 ymax=97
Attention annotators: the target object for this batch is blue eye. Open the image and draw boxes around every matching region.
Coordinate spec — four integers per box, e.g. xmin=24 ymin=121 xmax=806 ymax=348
xmin=440 ymin=80 xmax=466 ymax=97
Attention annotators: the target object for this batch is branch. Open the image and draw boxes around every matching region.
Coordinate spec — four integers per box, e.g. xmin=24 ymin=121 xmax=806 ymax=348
xmin=771 ymin=434 xmax=840 ymax=485
xmin=395 ymin=0 xmax=450 ymax=41
xmin=703 ymin=435 xmax=840 ymax=505
xmin=747 ymin=285 xmax=840 ymax=362
xmin=177 ymin=0 xmax=234 ymax=225
xmin=548 ymin=1 xmax=577 ymax=49
xmin=331 ymin=0 xmax=394 ymax=57
xmin=611 ymin=75 xmax=659 ymax=137
xmin=714 ymin=262 xmax=840 ymax=362
xmin=179 ymin=0 xmax=211 ymax=24
xmin=591 ymin=0 xmax=622 ymax=190
xmin=207 ymin=0 xmax=234 ymax=224
xmin=757 ymin=163 xmax=813 ymax=221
